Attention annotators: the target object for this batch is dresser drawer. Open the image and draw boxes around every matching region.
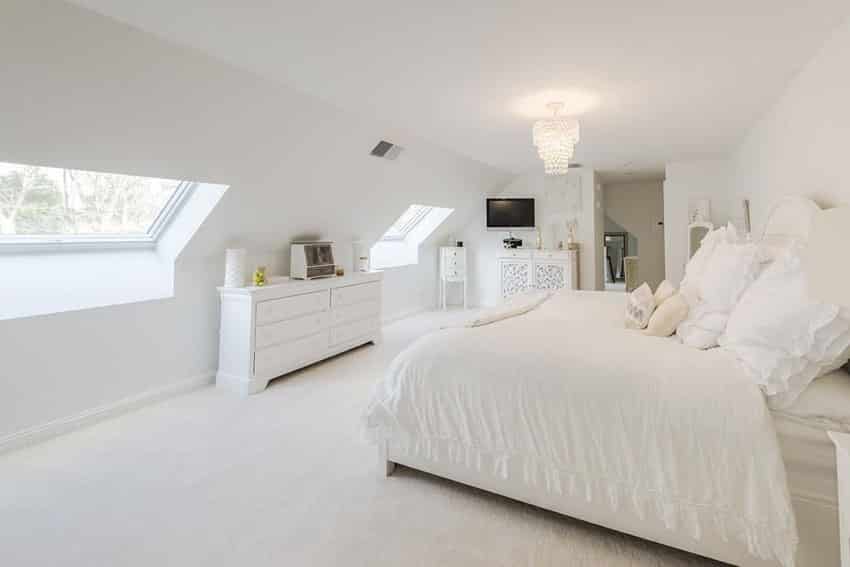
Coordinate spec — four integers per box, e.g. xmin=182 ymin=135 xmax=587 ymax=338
xmin=255 ymin=311 xmax=330 ymax=349
xmin=332 ymin=300 xmax=380 ymax=326
xmin=256 ymin=290 xmax=329 ymax=325
xmin=254 ymin=331 xmax=329 ymax=378
xmin=443 ymin=253 xmax=465 ymax=270
xmin=331 ymin=317 xmax=379 ymax=347
xmin=331 ymin=282 xmax=380 ymax=308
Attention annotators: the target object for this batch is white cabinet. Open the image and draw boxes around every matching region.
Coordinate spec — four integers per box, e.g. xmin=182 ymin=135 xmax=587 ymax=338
xmin=217 ymin=272 xmax=382 ymax=395
xmin=499 ymin=249 xmax=578 ymax=299
xmin=439 ymin=246 xmax=467 ymax=309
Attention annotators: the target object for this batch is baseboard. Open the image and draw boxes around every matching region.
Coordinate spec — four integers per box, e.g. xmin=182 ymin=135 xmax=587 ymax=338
xmin=0 ymin=371 xmax=215 ymax=455
xmin=382 ymin=307 xmax=426 ymax=325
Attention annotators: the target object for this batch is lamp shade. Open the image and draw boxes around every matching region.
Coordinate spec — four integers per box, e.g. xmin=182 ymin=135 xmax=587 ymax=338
xmin=804 ymin=207 xmax=850 ymax=307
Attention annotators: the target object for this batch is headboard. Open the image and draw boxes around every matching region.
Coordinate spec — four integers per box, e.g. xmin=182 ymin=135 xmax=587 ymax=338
xmin=761 ymin=196 xmax=821 ymax=247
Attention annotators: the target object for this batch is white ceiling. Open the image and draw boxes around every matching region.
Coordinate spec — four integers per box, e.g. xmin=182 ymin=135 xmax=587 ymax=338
xmin=69 ymin=0 xmax=850 ymax=178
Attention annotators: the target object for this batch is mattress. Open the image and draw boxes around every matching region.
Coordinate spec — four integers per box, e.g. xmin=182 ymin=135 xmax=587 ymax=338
xmin=772 ymin=369 xmax=850 ymax=507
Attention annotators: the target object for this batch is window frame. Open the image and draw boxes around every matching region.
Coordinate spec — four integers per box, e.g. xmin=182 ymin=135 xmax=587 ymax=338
xmin=379 ymin=204 xmax=434 ymax=242
xmin=0 ymin=180 xmax=195 ymax=253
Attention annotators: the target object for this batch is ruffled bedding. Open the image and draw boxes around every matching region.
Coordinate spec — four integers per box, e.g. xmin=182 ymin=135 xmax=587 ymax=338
xmin=363 ymin=290 xmax=797 ymax=567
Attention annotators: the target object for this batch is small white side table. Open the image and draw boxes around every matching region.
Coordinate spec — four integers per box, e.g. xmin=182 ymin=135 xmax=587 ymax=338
xmin=829 ymin=431 xmax=850 ymax=566
xmin=439 ymin=246 xmax=467 ymax=310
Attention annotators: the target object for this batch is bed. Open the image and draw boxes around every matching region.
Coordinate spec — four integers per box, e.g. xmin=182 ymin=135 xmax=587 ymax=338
xmin=363 ymin=197 xmax=846 ymax=567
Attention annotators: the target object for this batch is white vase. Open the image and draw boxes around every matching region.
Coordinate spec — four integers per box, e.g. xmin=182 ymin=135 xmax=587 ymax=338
xmin=224 ymin=248 xmax=247 ymax=287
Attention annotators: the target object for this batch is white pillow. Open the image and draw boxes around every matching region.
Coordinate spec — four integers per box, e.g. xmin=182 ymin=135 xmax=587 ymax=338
xmin=625 ymin=283 xmax=655 ymax=330
xmin=698 ymin=239 xmax=759 ymax=309
xmin=719 ymin=250 xmax=850 ymax=408
xmin=679 ymin=223 xmax=740 ymax=295
xmin=677 ymin=238 xmax=759 ymax=349
xmin=645 ymin=293 xmax=689 ymax=337
xmin=653 ymin=280 xmax=676 ymax=306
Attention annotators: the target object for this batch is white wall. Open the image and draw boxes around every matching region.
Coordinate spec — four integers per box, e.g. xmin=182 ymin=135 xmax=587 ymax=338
xmin=0 ymin=1 xmax=508 ymax=440
xmin=730 ymin=16 xmax=850 ymax=226
xmin=662 ymin=160 xmax=732 ymax=285
xmin=603 ymin=181 xmax=665 ymax=290
xmin=458 ymin=168 xmax=601 ymax=307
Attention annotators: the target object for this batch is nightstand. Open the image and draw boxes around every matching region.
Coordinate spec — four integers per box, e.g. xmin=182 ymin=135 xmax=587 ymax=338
xmin=829 ymin=431 xmax=850 ymax=566
xmin=439 ymin=246 xmax=466 ymax=309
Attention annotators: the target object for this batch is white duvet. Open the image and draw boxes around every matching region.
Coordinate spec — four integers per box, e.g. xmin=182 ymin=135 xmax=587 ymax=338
xmin=363 ymin=290 xmax=797 ymax=567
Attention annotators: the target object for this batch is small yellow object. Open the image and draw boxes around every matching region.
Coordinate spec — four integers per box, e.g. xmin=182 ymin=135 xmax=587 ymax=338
xmin=253 ymin=266 xmax=267 ymax=287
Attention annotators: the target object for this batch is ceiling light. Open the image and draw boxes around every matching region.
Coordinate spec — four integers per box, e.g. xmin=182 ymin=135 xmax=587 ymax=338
xmin=532 ymin=102 xmax=580 ymax=176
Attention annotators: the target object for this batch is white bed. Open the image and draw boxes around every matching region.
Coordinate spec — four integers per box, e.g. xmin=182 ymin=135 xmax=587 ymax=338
xmin=363 ymin=197 xmax=845 ymax=567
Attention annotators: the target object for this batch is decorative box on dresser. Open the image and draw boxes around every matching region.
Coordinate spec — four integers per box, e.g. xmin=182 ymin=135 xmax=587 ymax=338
xmin=499 ymin=248 xmax=579 ymax=299
xmin=830 ymin=431 xmax=850 ymax=566
xmin=217 ymin=272 xmax=382 ymax=396
xmin=439 ymin=246 xmax=466 ymax=309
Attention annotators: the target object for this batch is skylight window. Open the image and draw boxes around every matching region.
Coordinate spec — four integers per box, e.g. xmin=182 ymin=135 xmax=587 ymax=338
xmin=0 ymin=161 xmax=191 ymax=249
xmin=379 ymin=204 xmax=434 ymax=241
xmin=371 ymin=204 xmax=454 ymax=269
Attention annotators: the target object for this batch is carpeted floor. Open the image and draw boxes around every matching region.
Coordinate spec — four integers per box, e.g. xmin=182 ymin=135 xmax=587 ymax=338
xmin=0 ymin=311 xmax=720 ymax=566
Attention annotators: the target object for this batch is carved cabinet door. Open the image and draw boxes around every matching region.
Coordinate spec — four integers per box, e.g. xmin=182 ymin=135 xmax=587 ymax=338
xmin=533 ymin=261 xmax=568 ymax=291
xmin=499 ymin=259 xmax=532 ymax=299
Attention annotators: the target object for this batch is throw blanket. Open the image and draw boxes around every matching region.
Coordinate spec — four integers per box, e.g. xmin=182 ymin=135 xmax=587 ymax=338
xmin=364 ymin=290 xmax=797 ymax=567
xmin=451 ymin=289 xmax=554 ymax=328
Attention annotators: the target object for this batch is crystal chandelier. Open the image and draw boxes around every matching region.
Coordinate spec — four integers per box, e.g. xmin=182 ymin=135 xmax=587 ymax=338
xmin=532 ymin=102 xmax=580 ymax=175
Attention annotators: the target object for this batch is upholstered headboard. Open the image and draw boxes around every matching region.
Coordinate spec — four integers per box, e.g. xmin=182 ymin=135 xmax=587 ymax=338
xmin=761 ymin=196 xmax=821 ymax=247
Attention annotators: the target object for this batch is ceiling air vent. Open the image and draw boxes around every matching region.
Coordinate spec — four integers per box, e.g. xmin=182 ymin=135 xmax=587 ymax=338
xmin=370 ymin=140 xmax=402 ymax=160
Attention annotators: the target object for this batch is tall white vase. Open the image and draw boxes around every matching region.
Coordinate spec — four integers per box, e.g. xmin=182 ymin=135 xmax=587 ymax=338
xmin=224 ymin=248 xmax=247 ymax=288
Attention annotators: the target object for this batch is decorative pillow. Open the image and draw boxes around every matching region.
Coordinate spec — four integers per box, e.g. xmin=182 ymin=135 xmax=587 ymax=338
xmin=645 ymin=293 xmax=689 ymax=337
xmin=677 ymin=237 xmax=759 ymax=349
xmin=719 ymin=249 xmax=850 ymax=408
xmin=625 ymin=283 xmax=655 ymax=330
xmin=653 ymin=280 xmax=676 ymax=306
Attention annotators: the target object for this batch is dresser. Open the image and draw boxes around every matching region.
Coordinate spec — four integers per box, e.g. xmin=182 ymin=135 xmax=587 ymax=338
xmin=499 ymin=249 xmax=579 ymax=299
xmin=217 ymin=272 xmax=382 ymax=395
xmin=439 ymin=246 xmax=467 ymax=309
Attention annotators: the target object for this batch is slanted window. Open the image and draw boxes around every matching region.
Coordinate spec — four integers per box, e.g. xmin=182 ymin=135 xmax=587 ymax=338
xmin=0 ymin=160 xmax=192 ymax=250
xmin=380 ymin=204 xmax=434 ymax=241
xmin=371 ymin=204 xmax=453 ymax=269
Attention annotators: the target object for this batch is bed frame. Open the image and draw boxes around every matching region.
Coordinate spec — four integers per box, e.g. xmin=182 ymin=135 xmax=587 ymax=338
xmin=377 ymin=196 xmax=838 ymax=567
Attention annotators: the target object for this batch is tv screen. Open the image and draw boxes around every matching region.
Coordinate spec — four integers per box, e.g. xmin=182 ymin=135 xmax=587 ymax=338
xmin=486 ymin=198 xmax=535 ymax=230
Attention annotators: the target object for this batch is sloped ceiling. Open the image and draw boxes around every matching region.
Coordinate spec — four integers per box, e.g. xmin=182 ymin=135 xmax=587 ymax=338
xmin=67 ymin=0 xmax=850 ymax=178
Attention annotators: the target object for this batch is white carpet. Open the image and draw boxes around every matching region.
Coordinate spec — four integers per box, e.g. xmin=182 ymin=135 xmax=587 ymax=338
xmin=0 ymin=311 xmax=720 ymax=566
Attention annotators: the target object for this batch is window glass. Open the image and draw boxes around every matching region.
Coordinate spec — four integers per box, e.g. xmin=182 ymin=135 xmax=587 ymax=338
xmin=0 ymin=161 xmax=183 ymax=237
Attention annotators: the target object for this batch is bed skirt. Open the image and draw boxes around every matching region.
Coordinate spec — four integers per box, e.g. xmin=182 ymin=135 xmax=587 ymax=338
xmin=381 ymin=436 xmax=838 ymax=567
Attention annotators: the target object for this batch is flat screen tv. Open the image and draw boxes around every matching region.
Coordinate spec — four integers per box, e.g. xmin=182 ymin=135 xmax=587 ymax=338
xmin=486 ymin=197 xmax=535 ymax=231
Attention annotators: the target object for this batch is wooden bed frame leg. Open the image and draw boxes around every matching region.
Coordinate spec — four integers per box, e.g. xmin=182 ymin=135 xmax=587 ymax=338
xmin=379 ymin=441 xmax=396 ymax=477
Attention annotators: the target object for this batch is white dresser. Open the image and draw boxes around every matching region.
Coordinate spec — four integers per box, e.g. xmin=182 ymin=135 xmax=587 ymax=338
xmin=499 ymin=249 xmax=579 ymax=299
xmin=439 ymin=246 xmax=467 ymax=309
xmin=217 ymin=272 xmax=382 ymax=395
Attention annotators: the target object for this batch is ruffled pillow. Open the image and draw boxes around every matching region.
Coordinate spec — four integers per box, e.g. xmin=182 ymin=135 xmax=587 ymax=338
xmin=677 ymin=236 xmax=759 ymax=349
xmin=719 ymin=249 xmax=850 ymax=408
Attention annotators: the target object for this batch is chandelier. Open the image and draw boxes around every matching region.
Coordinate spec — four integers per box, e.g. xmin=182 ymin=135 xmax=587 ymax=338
xmin=532 ymin=102 xmax=580 ymax=175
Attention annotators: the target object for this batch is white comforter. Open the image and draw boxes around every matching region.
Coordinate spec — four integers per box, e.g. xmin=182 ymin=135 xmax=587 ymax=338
xmin=363 ymin=290 xmax=797 ymax=566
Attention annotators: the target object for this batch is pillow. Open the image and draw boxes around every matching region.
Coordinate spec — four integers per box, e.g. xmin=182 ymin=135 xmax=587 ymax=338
xmin=679 ymin=223 xmax=739 ymax=295
xmin=677 ymin=238 xmax=759 ymax=349
xmin=698 ymin=239 xmax=759 ymax=309
xmin=653 ymin=280 xmax=676 ymax=306
xmin=719 ymin=249 xmax=850 ymax=408
xmin=645 ymin=293 xmax=689 ymax=337
xmin=676 ymin=304 xmax=730 ymax=349
xmin=625 ymin=283 xmax=655 ymax=330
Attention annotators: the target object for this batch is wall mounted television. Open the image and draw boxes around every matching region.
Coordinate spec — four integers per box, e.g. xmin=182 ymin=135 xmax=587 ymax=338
xmin=486 ymin=197 xmax=535 ymax=231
